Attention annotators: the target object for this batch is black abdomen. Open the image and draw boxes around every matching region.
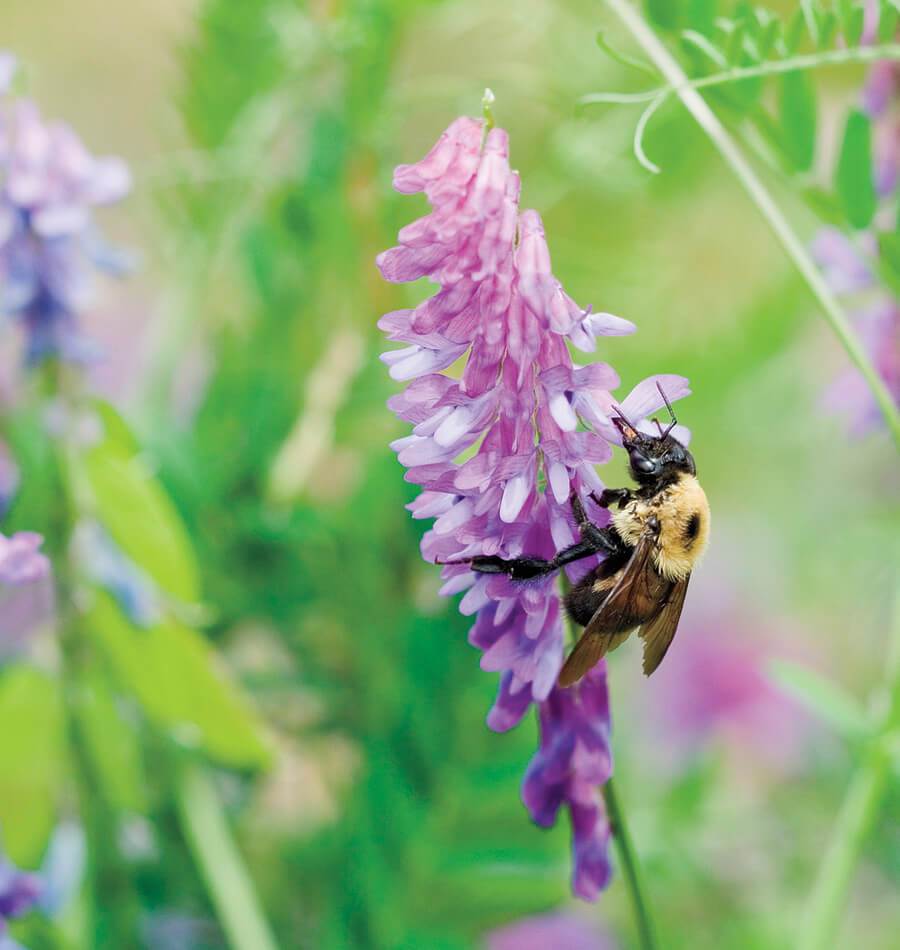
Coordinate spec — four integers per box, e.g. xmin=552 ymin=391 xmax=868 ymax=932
xmin=564 ymin=547 xmax=630 ymax=627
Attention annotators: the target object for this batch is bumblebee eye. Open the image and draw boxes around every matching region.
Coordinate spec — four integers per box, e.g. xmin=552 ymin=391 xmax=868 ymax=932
xmin=633 ymin=455 xmax=656 ymax=474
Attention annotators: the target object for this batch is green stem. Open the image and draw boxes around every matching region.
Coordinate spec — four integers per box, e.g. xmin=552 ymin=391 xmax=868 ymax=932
xmin=797 ymin=748 xmax=891 ymax=950
xmin=604 ymin=0 xmax=900 ymax=450
xmin=797 ymin=590 xmax=900 ymax=950
xmin=173 ymin=760 xmax=280 ymax=950
xmin=602 ymin=777 xmax=660 ymax=950
xmin=559 ymin=586 xmax=659 ymax=949
xmin=582 ymin=43 xmax=900 ymax=105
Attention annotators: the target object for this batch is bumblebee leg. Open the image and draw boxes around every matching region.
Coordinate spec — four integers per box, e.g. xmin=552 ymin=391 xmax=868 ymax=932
xmin=570 ymin=492 xmax=628 ymax=556
xmin=439 ymin=535 xmax=609 ymax=581
xmin=590 ymin=488 xmax=632 ymax=509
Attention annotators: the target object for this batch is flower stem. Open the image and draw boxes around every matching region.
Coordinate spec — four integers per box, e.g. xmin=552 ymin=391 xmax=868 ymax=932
xmin=602 ymin=776 xmax=660 ymax=950
xmin=173 ymin=760 xmax=280 ymax=950
xmin=604 ymin=0 xmax=900 ymax=450
xmin=797 ymin=591 xmax=900 ymax=950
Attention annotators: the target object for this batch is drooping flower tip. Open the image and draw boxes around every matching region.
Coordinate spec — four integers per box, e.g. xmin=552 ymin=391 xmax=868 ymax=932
xmin=0 ymin=531 xmax=50 ymax=587
xmin=521 ymin=664 xmax=613 ymax=900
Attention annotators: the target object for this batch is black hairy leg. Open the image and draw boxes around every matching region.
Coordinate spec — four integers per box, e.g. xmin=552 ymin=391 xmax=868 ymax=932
xmin=590 ymin=487 xmax=632 ymax=509
xmin=438 ymin=493 xmax=626 ymax=581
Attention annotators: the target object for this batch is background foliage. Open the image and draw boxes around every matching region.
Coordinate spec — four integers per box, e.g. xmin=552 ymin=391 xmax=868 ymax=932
xmin=0 ymin=1 xmax=897 ymax=948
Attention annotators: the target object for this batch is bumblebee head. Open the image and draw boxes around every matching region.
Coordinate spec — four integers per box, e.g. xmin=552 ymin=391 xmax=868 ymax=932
xmin=611 ymin=384 xmax=696 ymax=484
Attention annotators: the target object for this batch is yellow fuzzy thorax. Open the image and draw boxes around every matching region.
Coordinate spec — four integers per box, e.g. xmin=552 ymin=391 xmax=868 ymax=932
xmin=612 ymin=473 xmax=710 ymax=582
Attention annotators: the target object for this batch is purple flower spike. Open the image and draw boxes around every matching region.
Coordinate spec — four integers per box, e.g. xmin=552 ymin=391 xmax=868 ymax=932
xmin=0 ymin=68 xmax=130 ymax=365
xmin=378 ymin=114 xmax=691 ymax=899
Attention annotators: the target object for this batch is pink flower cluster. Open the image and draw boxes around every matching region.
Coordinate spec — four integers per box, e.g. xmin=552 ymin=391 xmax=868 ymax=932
xmin=377 ymin=115 xmax=688 ymax=899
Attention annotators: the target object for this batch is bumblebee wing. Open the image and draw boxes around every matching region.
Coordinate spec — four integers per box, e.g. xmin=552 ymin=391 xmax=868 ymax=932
xmin=558 ymin=530 xmax=665 ymax=687
xmin=639 ymin=575 xmax=690 ymax=676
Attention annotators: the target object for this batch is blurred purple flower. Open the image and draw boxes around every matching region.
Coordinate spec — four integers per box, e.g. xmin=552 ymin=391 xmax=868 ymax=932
xmin=0 ymin=68 xmax=130 ymax=365
xmin=812 ymin=50 xmax=899 ymax=435
xmin=377 ymin=114 xmax=689 ymax=899
xmin=0 ymin=531 xmax=49 ymax=586
xmin=0 ymin=440 xmax=19 ymax=517
xmin=486 ymin=910 xmax=616 ymax=950
xmin=646 ymin=619 xmax=812 ymax=776
xmin=0 ymin=849 xmax=41 ymax=942
xmin=0 ymin=531 xmax=54 ymax=660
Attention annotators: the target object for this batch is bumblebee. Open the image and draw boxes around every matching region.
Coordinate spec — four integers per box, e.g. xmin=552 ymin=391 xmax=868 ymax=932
xmin=453 ymin=387 xmax=709 ymax=686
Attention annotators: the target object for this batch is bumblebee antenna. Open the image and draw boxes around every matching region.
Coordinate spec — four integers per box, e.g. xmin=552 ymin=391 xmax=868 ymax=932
xmin=611 ymin=403 xmax=638 ymax=431
xmin=656 ymin=382 xmax=677 ymax=437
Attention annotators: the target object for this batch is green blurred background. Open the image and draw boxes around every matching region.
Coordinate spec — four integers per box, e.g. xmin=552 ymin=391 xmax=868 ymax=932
xmin=2 ymin=0 xmax=897 ymax=948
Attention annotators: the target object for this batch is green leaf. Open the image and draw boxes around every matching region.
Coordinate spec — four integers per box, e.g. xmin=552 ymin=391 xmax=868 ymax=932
xmin=835 ymin=109 xmax=877 ymax=229
xmin=83 ymin=440 xmax=200 ymax=604
xmin=779 ymin=70 xmax=817 ymax=172
xmin=756 ymin=12 xmax=781 ymax=59
xmin=645 ymin=0 xmax=683 ymax=29
xmin=803 ymin=185 xmax=844 ymax=225
xmin=0 ymin=667 xmax=65 ymax=863
xmin=816 ymin=9 xmax=838 ymax=48
xmin=686 ymin=0 xmax=718 ymax=34
xmin=768 ymin=660 xmax=869 ymax=739
xmin=76 ymin=671 xmax=146 ymax=811
xmin=876 ymin=231 xmax=900 ymax=296
xmin=843 ymin=4 xmax=866 ymax=46
xmin=87 ymin=594 xmax=271 ymax=769
xmin=877 ymin=4 xmax=899 ymax=42
xmin=785 ymin=8 xmax=808 ymax=53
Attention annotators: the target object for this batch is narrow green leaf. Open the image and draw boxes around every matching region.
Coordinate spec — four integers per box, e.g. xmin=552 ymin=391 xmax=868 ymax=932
xmin=0 ymin=667 xmax=65 ymax=863
xmin=87 ymin=594 xmax=271 ymax=769
xmin=876 ymin=231 xmax=900 ymax=296
xmin=816 ymin=10 xmax=838 ymax=48
xmin=725 ymin=21 xmax=748 ymax=61
xmin=786 ymin=8 xmax=809 ymax=53
xmin=780 ymin=70 xmax=817 ymax=171
xmin=681 ymin=29 xmax=728 ymax=67
xmin=83 ymin=446 xmax=200 ymax=604
xmin=76 ymin=671 xmax=146 ymax=811
xmin=803 ymin=185 xmax=845 ymax=225
xmin=836 ymin=109 xmax=877 ymax=229
xmin=768 ymin=660 xmax=869 ymax=739
xmin=878 ymin=5 xmax=900 ymax=42
xmin=844 ymin=5 xmax=866 ymax=46
xmin=756 ymin=13 xmax=781 ymax=59
xmin=645 ymin=0 xmax=683 ymax=29
xmin=686 ymin=0 xmax=717 ymax=34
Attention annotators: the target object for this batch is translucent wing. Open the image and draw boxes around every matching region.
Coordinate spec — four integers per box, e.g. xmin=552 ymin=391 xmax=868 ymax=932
xmin=639 ymin=575 xmax=690 ymax=676
xmin=558 ymin=529 xmax=669 ymax=687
